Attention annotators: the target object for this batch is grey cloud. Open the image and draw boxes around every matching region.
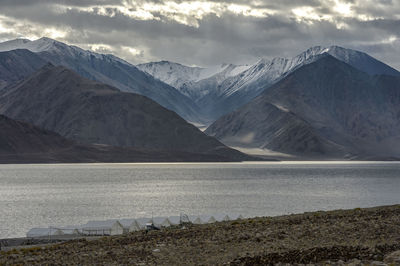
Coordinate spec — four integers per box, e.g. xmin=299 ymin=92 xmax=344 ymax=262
xmin=0 ymin=0 xmax=122 ymax=7
xmin=0 ymin=0 xmax=399 ymax=70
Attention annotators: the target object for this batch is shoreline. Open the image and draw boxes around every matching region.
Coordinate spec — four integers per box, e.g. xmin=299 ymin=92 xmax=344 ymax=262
xmin=1 ymin=204 xmax=400 ymax=265
xmin=0 ymin=160 xmax=399 ymax=167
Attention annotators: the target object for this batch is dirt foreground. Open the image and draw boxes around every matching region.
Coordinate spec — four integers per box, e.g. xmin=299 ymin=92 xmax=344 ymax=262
xmin=1 ymin=205 xmax=400 ymax=265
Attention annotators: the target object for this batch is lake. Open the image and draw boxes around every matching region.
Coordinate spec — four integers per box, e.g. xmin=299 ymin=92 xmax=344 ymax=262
xmin=0 ymin=162 xmax=399 ymax=238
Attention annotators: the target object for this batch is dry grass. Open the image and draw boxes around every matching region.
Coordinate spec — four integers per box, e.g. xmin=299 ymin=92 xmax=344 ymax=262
xmin=1 ymin=205 xmax=400 ymax=265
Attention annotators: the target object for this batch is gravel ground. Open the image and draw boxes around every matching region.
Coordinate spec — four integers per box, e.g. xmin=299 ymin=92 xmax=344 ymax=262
xmin=1 ymin=205 xmax=400 ymax=265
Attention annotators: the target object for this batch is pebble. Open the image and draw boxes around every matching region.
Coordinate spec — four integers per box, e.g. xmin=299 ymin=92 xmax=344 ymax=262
xmin=370 ymin=261 xmax=387 ymax=266
xmin=384 ymin=250 xmax=400 ymax=264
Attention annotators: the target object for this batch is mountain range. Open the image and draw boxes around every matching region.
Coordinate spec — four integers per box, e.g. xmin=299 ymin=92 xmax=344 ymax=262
xmin=0 ymin=38 xmax=202 ymax=124
xmin=0 ymin=37 xmax=399 ymax=160
xmin=0 ymin=63 xmax=250 ymax=161
xmin=138 ymin=46 xmax=400 ymax=122
xmin=206 ymin=54 xmax=400 ymax=159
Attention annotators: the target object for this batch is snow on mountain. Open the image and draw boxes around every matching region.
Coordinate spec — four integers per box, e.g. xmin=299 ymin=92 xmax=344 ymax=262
xmin=0 ymin=38 xmax=31 ymax=51
xmin=206 ymin=54 xmax=400 ymax=158
xmin=2 ymin=37 xmax=398 ymax=125
xmin=325 ymin=46 xmax=400 ymax=77
xmin=137 ymin=61 xmax=251 ymax=99
xmin=0 ymin=37 xmax=203 ymax=124
xmin=222 ymin=45 xmax=400 ymax=97
xmin=137 ymin=61 xmax=205 ymax=89
xmin=137 ymin=47 xmax=332 ymax=105
xmin=136 ymin=45 xmax=400 ymax=123
xmin=0 ymin=37 xmax=131 ymax=66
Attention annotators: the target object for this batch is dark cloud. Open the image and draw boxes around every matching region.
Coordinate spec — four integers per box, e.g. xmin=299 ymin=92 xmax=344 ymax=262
xmin=0 ymin=0 xmax=123 ymax=7
xmin=0 ymin=0 xmax=399 ymax=70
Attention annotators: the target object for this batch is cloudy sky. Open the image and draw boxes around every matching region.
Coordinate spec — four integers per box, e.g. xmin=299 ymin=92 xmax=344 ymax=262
xmin=0 ymin=0 xmax=399 ymax=69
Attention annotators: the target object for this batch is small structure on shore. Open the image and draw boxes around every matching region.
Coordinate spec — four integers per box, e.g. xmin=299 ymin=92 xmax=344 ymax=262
xmin=191 ymin=215 xmax=209 ymax=224
xmin=58 ymin=226 xmax=82 ymax=235
xmin=152 ymin=217 xmax=172 ymax=228
xmin=27 ymin=228 xmax=64 ymax=238
xmin=119 ymin=219 xmax=142 ymax=233
xmin=81 ymin=220 xmax=124 ymax=236
xmin=214 ymin=214 xmax=232 ymax=222
xmin=135 ymin=218 xmax=152 ymax=230
xmin=26 ymin=213 xmax=244 ymax=238
xmin=168 ymin=216 xmax=182 ymax=225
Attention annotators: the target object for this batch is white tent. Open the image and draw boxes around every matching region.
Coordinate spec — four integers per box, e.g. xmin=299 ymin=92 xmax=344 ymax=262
xmin=119 ymin=218 xmax=148 ymax=233
xmin=199 ymin=215 xmax=214 ymax=224
xmin=223 ymin=215 xmax=231 ymax=221
xmin=119 ymin=219 xmax=136 ymax=233
xmin=26 ymin=212 xmax=246 ymax=238
xmin=178 ymin=213 xmax=191 ymax=224
xmin=228 ymin=214 xmax=244 ymax=220
xmin=56 ymin=225 xmax=82 ymax=235
xmin=27 ymin=227 xmax=64 ymax=238
xmin=66 ymin=228 xmax=81 ymax=235
xmin=191 ymin=216 xmax=205 ymax=224
xmin=208 ymin=216 xmax=217 ymax=223
xmin=135 ymin=217 xmax=152 ymax=229
xmin=188 ymin=215 xmax=197 ymax=224
xmin=129 ymin=220 xmax=143 ymax=232
xmin=213 ymin=214 xmax=231 ymax=222
xmin=119 ymin=219 xmax=144 ymax=232
xmin=82 ymin=220 xmax=124 ymax=236
xmin=168 ymin=216 xmax=181 ymax=225
xmin=152 ymin=217 xmax=172 ymax=228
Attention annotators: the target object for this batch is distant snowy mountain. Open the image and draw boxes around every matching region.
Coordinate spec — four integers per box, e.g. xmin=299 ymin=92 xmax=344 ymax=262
xmin=0 ymin=37 xmax=130 ymax=65
xmin=137 ymin=61 xmax=251 ymax=99
xmin=0 ymin=49 xmax=46 ymax=90
xmin=139 ymin=46 xmax=400 ymax=122
xmin=235 ymin=45 xmax=400 ymax=95
xmin=0 ymin=64 xmax=250 ymax=161
xmin=206 ymin=54 xmax=400 ymax=158
xmin=0 ymin=37 xmax=203 ymax=124
xmin=0 ymin=39 xmax=31 ymax=51
xmin=2 ymin=38 xmax=399 ymax=126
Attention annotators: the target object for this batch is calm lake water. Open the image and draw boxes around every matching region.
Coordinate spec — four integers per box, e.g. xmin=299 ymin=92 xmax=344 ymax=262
xmin=0 ymin=162 xmax=399 ymax=238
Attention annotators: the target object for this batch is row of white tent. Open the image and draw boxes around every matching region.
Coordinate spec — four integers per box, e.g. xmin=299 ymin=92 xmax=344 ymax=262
xmin=27 ymin=214 xmax=244 ymax=238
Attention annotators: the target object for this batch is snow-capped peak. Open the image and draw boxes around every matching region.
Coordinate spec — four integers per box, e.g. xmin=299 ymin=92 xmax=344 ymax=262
xmin=137 ymin=61 xmax=251 ymax=91
xmin=0 ymin=37 xmax=133 ymax=67
xmin=28 ymin=37 xmax=65 ymax=52
xmin=0 ymin=37 xmax=67 ymax=53
xmin=0 ymin=38 xmax=31 ymax=52
xmin=250 ymin=45 xmax=367 ymax=79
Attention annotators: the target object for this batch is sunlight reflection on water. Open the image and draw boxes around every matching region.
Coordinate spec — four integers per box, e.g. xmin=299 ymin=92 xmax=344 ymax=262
xmin=0 ymin=162 xmax=399 ymax=238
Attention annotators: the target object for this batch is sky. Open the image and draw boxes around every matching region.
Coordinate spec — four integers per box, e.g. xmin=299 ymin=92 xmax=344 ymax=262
xmin=0 ymin=0 xmax=399 ymax=69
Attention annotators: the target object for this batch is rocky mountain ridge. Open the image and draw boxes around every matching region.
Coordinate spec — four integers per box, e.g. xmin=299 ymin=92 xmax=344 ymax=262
xmin=0 ymin=64 xmax=250 ymax=161
xmin=206 ymin=54 xmax=400 ymax=158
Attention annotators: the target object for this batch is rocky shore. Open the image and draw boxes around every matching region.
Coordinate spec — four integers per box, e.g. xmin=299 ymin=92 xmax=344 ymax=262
xmin=1 ymin=205 xmax=400 ymax=265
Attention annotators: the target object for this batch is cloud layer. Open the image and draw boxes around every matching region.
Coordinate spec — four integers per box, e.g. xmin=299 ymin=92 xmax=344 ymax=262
xmin=0 ymin=0 xmax=399 ymax=69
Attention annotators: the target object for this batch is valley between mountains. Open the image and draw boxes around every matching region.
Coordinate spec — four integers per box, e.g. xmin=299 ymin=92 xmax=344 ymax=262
xmin=0 ymin=37 xmax=399 ymax=162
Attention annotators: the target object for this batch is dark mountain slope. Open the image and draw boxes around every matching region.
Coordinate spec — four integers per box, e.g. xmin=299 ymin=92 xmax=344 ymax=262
xmin=35 ymin=38 xmax=202 ymax=123
xmin=0 ymin=64 xmax=249 ymax=160
xmin=0 ymin=38 xmax=203 ymax=123
xmin=0 ymin=114 xmax=72 ymax=155
xmin=0 ymin=49 xmax=46 ymax=89
xmin=205 ymin=94 xmax=344 ymax=156
xmin=262 ymin=55 xmax=400 ymax=146
xmin=206 ymin=54 xmax=400 ymax=157
xmin=0 ymin=114 xmax=250 ymax=163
